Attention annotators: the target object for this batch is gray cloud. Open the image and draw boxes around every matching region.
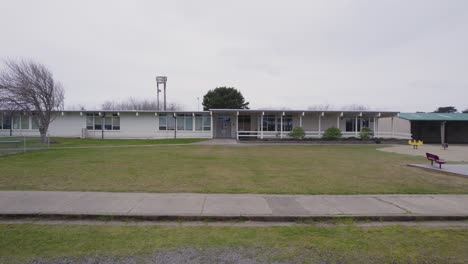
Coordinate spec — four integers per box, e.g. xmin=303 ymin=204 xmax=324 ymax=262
xmin=1 ymin=0 xmax=467 ymax=112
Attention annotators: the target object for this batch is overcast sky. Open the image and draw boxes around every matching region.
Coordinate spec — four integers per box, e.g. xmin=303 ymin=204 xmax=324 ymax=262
xmin=1 ymin=0 xmax=467 ymax=112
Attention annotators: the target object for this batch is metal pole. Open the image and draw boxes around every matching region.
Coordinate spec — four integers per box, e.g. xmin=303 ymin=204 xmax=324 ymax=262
xmin=156 ymin=82 xmax=160 ymax=111
xmin=373 ymin=117 xmax=376 ymax=138
xmin=174 ymin=114 xmax=177 ymax=139
xmin=197 ymin=97 xmax=200 ymax=111
xmin=355 ymin=116 xmax=358 ymax=137
xmin=318 ymin=114 xmax=321 ymax=137
xmin=101 ymin=113 xmax=104 ymax=140
xmin=260 ymin=114 xmax=264 ymax=139
xmin=236 ymin=112 xmax=239 ymax=140
xmin=391 ymin=117 xmax=394 ymax=138
xmin=280 ymin=114 xmax=283 ymax=138
xmin=164 ymin=83 xmax=167 ymax=111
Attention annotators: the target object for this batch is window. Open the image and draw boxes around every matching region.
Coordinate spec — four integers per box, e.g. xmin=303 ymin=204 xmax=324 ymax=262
xmin=238 ymin=115 xmax=251 ymax=131
xmin=346 ymin=117 xmax=373 ymax=132
xmin=105 ymin=116 xmax=112 ymax=130
xmin=185 ymin=115 xmax=193 ymax=131
xmin=94 ymin=116 xmax=102 ymax=130
xmin=346 ymin=118 xmax=358 ymax=132
xmin=362 ymin=118 xmax=370 ymax=129
xmin=177 ymin=115 xmax=185 ymax=130
xmin=112 ymin=114 xmax=120 ymax=130
xmin=31 ymin=114 xmax=39 ymax=129
xmin=262 ymin=115 xmax=276 ymax=131
xmin=1 ymin=113 xmax=11 ymax=130
xmin=159 ymin=114 xmax=176 ymax=130
xmin=21 ymin=115 xmax=30 ymax=130
xmin=203 ymin=115 xmax=211 ymax=131
xmin=12 ymin=114 xmax=21 ymax=129
xmin=283 ymin=115 xmax=293 ymax=131
xmin=195 ymin=114 xmax=203 ymax=131
xmin=86 ymin=114 xmax=94 ymax=130
xmin=194 ymin=114 xmax=211 ymax=131
xmin=31 ymin=119 xmax=39 ymax=129
xmin=176 ymin=114 xmax=193 ymax=131
xmin=159 ymin=114 xmax=167 ymax=130
xmin=86 ymin=113 xmax=120 ymax=130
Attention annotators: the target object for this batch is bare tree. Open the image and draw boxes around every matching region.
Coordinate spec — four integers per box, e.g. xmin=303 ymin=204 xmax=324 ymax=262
xmin=307 ymin=104 xmax=333 ymax=111
xmin=0 ymin=60 xmax=64 ymax=143
xmin=0 ymin=98 xmax=19 ymax=136
xmin=101 ymin=97 xmax=183 ymax=111
xmin=65 ymin=104 xmax=86 ymax=111
xmin=341 ymin=104 xmax=370 ymax=111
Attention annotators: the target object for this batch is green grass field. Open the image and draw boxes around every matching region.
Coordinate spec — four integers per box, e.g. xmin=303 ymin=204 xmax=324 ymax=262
xmin=1 ymin=224 xmax=467 ymax=263
xmin=1 ymin=144 xmax=467 ymax=194
xmin=49 ymin=137 xmax=207 ymax=147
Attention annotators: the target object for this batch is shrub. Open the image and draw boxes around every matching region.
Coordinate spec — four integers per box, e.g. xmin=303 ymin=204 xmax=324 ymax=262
xmin=288 ymin=127 xmax=305 ymax=139
xmin=360 ymin=127 xmax=373 ymax=140
xmin=322 ymin=127 xmax=342 ymax=139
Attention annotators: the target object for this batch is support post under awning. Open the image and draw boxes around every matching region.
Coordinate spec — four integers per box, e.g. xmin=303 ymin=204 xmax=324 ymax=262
xmin=441 ymin=121 xmax=446 ymax=145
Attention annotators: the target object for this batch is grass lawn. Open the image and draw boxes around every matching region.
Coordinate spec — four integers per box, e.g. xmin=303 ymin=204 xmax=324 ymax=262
xmin=1 ymin=224 xmax=467 ymax=263
xmin=49 ymin=137 xmax=208 ymax=147
xmin=0 ymin=145 xmax=467 ymax=194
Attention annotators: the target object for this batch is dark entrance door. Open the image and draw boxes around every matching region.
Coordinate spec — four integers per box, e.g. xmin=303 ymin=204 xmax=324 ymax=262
xmin=216 ymin=116 xmax=232 ymax=138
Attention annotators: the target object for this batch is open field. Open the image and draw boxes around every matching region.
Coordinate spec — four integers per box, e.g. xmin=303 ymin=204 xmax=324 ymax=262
xmin=1 ymin=223 xmax=467 ymax=263
xmin=48 ymin=137 xmax=208 ymax=147
xmin=0 ymin=145 xmax=467 ymax=194
xmin=0 ymin=137 xmax=207 ymax=156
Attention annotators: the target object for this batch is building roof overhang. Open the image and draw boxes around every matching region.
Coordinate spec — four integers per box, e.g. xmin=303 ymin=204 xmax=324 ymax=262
xmin=209 ymin=109 xmax=398 ymax=117
xmin=399 ymin=113 xmax=468 ymax=121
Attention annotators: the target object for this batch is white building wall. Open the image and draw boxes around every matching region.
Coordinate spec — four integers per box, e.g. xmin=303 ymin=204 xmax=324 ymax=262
xmin=86 ymin=112 xmax=158 ymax=139
xmin=49 ymin=113 xmax=85 ymax=137
xmin=377 ymin=117 xmax=411 ymax=137
xmin=320 ymin=114 xmax=340 ymax=131
xmin=0 ymin=112 xmax=85 ymax=137
xmin=301 ymin=115 xmax=318 ymax=131
xmin=1 ymin=111 xmax=212 ymax=139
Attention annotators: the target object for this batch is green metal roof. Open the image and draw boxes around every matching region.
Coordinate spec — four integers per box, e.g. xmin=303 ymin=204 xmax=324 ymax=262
xmin=399 ymin=113 xmax=468 ymax=121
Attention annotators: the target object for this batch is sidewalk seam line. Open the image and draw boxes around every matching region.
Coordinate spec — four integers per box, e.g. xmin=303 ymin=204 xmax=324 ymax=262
xmin=200 ymin=196 xmax=207 ymax=216
xmin=374 ymin=197 xmax=413 ymax=214
xmin=126 ymin=196 xmax=147 ymax=215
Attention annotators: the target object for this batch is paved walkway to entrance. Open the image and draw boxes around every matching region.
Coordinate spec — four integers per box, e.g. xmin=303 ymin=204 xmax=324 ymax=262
xmin=379 ymin=144 xmax=468 ymax=162
xmin=1 ymin=191 xmax=467 ymax=219
xmin=409 ymin=164 xmax=468 ymax=177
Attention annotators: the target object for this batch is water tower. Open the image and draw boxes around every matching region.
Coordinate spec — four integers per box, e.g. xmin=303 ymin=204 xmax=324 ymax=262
xmin=156 ymin=76 xmax=167 ymax=110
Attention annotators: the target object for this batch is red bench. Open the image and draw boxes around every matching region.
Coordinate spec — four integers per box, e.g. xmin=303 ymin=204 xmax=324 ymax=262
xmin=426 ymin=153 xmax=446 ymax=169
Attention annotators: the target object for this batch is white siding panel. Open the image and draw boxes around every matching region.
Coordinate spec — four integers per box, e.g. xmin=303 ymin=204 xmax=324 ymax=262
xmin=48 ymin=113 xmax=85 ymax=137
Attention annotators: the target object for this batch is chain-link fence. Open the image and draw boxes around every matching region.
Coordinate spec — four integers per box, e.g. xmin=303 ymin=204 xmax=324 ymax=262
xmin=0 ymin=135 xmax=50 ymax=156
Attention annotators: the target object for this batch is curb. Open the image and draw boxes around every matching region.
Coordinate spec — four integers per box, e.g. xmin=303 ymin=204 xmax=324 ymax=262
xmin=2 ymin=213 xmax=468 ymax=222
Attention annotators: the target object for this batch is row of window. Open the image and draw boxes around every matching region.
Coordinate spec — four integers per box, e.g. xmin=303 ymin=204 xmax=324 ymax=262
xmin=86 ymin=113 xmax=121 ymax=131
xmin=345 ymin=118 xmax=373 ymax=132
xmin=261 ymin=115 xmax=293 ymax=132
xmin=2 ymin=113 xmax=373 ymax=132
xmin=0 ymin=114 xmax=39 ymax=130
xmin=159 ymin=114 xmax=211 ymax=131
xmin=257 ymin=115 xmax=373 ymax=132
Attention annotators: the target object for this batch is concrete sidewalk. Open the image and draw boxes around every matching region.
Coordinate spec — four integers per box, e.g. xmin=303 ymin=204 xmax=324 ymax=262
xmin=1 ymin=191 xmax=467 ymax=220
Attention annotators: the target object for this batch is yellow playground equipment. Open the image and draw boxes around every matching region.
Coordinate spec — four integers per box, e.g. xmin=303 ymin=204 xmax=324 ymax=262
xmin=408 ymin=140 xmax=423 ymax=149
